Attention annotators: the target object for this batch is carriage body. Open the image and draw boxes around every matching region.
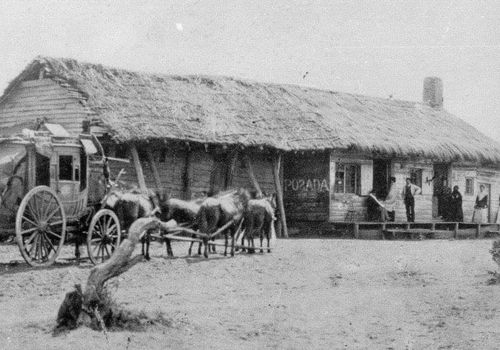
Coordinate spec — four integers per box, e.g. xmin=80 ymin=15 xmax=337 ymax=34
xmin=0 ymin=125 xmax=121 ymax=266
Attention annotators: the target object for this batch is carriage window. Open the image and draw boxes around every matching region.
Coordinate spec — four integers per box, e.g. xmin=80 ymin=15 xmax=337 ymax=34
xmin=334 ymin=163 xmax=361 ymax=194
xmin=59 ymin=155 xmax=73 ymax=181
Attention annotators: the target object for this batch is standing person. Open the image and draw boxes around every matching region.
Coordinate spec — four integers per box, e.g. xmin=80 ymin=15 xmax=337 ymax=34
xmin=449 ymin=185 xmax=463 ymax=222
xmin=401 ymin=178 xmax=421 ymax=222
xmin=383 ymin=177 xmax=398 ymax=222
xmin=473 ymin=185 xmax=488 ymax=223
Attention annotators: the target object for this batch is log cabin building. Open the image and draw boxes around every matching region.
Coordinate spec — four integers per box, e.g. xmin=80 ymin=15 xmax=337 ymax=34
xmin=2 ymin=56 xmax=500 ymax=238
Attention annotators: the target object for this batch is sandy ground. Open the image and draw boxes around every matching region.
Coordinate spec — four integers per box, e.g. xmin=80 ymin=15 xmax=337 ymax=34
xmin=1 ymin=236 xmax=500 ymax=350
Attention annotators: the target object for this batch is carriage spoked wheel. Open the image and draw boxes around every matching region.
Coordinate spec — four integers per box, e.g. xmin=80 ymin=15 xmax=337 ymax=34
xmin=15 ymin=186 xmax=67 ymax=267
xmin=87 ymin=209 xmax=121 ymax=265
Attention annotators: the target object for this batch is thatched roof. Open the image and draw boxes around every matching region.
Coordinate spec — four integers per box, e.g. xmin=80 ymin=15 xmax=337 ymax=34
xmin=3 ymin=56 xmax=500 ymax=162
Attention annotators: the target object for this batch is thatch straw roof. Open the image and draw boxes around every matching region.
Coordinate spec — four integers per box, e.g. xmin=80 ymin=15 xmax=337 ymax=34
xmin=3 ymin=56 xmax=500 ymax=162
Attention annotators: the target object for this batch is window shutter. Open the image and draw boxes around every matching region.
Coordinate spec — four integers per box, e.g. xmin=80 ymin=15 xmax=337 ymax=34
xmin=360 ymin=163 xmax=373 ymax=196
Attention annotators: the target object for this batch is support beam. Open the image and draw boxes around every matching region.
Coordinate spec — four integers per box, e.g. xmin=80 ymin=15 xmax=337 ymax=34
xmin=147 ymin=148 xmax=162 ymax=193
xmin=244 ymin=155 xmax=262 ymax=198
xmin=225 ymin=150 xmax=239 ymax=189
xmin=353 ymin=223 xmax=359 ymax=239
xmin=183 ymin=150 xmax=194 ymax=200
xmin=129 ymin=145 xmax=147 ymax=191
xmin=273 ymin=154 xmax=288 ymax=238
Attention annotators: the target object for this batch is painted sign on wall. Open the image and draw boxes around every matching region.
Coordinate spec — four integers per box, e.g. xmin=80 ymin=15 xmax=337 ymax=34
xmin=284 ymin=153 xmax=329 ymax=221
xmin=284 ymin=178 xmax=330 ymax=192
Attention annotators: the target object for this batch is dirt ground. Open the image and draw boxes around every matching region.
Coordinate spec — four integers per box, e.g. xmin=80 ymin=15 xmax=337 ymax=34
xmin=1 ymin=236 xmax=500 ymax=350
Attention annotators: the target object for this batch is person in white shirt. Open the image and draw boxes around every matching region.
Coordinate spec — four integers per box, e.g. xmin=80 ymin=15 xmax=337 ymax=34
xmin=383 ymin=177 xmax=398 ymax=222
xmin=401 ymin=178 xmax=421 ymax=222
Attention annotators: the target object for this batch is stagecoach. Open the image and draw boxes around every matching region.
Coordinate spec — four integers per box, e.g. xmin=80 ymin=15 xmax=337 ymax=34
xmin=0 ymin=123 xmax=122 ymax=267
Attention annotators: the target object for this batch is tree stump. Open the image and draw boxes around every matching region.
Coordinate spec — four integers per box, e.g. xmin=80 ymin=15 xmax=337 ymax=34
xmin=55 ymin=218 xmax=160 ymax=332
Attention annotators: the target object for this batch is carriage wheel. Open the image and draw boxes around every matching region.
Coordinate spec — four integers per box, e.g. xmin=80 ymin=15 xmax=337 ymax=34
xmin=15 ymin=186 xmax=66 ymax=267
xmin=87 ymin=209 xmax=121 ymax=265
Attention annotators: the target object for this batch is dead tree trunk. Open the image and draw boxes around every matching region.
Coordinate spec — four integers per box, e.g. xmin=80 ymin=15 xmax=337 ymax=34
xmin=55 ymin=218 xmax=159 ymax=332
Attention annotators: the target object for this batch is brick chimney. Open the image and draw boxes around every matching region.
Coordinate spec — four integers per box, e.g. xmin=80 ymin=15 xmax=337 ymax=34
xmin=423 ymin=77 xmax=443 ymax=109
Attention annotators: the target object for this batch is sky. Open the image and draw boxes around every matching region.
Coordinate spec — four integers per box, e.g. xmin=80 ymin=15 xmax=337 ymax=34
xmin=1 ymin=0 xmax=499 ymax=141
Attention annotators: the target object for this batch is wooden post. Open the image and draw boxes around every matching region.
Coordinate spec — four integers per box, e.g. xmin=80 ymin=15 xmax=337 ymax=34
xmin=147 ymin=148 xmax=162 ymax=193
xmin=129 ymin=145 xmax=147 ymax=191
xmin=353 ymin=223 xmax=359 ymax=239
xmin=476 ymin=224 xmax=481 ymax=238
xmin=225 ymin=150 xmax=239 ymax=189
xmin=244 ymin=155 xmax=262 ymax=198
xmin=273 ymin=154 xmax=288 ymax=238
xmin=453 ymin=222 xmax=458 ymax=238
xmin=183 ymin=150 xmax=194 ymax=200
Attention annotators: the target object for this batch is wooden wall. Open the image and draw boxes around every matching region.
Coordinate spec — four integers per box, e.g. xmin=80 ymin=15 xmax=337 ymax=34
xmin=329 ymin=152 xmax=373 ymax=222
xmin=0 ymin=79 xmax=88 ymax=135
xmin=451 ymin=165 xmax=500 ymax=223
xmin=328 ymin=154 xmax=500 ymax=224
xmin=329 ymin=153 xmax=434 ymax=222
xmin=107 ymin=143 xmax=276 ymax=199
xmin=390 ymin=159 xmax=434 ymax=222
xmin=283 ymin=152 xmax=329 ymax=221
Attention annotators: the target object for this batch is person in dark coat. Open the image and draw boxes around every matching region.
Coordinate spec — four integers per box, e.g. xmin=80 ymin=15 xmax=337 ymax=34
xmin=449 ymin=185 xmax=463 ymax=222
xmin=440 ymin=186 xmax=453 ymax=221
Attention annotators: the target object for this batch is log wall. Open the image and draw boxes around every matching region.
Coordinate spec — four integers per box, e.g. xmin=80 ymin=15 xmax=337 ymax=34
xmin=0 ymin=79 xmax=89 ymax=135
xmin=283 ymin=152 xmax=330 ymax=221
xmin=390 ymin=159 xmax=434 ymax=222
xmin=108 ymin=144 xmax=276 ymax=199
xmin=451 ymin=165 xmax=500 ymax=223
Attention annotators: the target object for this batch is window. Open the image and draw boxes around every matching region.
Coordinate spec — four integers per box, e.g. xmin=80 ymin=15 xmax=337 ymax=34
xmin=334 ymin=163 xmax=361 ymax=194
xmin=465 ymin=178 xmax=474 ymax=195
xmin=409 ymin=168 xmax=423 ymax=188
xmin=115 ymin=144 xmax=128 ymax=159
xmin=59 ymin=155 xmax=73 ymax=181
xmin=159 ymin=148 xmax=167 ymax=163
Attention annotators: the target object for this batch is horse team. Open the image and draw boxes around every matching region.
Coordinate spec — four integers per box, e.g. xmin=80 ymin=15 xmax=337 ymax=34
xmin=104 ymin=187 xmax=277 ymax=260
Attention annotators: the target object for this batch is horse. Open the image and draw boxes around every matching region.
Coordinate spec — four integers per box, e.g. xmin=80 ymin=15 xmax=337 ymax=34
xmin=242 ymin=193 xmax=277 ymax=253
xmin=105 ymin=188 xmax=170 ymax=260
xmin=196 ymin=188 xmax=251 ymax=258
xmin=158 ymin=196 xmax=208 ymax=256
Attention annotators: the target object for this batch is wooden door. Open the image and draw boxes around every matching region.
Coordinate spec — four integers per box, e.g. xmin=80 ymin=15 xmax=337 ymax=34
xmin=433 ymin=163 xmax=450 ymax=219
xmin=372 ymin=159 xmax=390 ymax=199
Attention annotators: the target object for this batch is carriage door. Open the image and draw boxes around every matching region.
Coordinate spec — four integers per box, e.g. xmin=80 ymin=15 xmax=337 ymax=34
xmin=51 ymin=149 xmax=81 ymax=216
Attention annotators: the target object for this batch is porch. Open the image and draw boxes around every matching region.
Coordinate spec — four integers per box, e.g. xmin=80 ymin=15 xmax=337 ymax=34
xmin=330 ymin=221 xmax=500 ymax=240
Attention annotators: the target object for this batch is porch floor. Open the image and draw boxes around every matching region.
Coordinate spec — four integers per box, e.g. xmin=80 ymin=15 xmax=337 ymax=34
xmin=330 ymin=221 xmax=500 ymax=240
